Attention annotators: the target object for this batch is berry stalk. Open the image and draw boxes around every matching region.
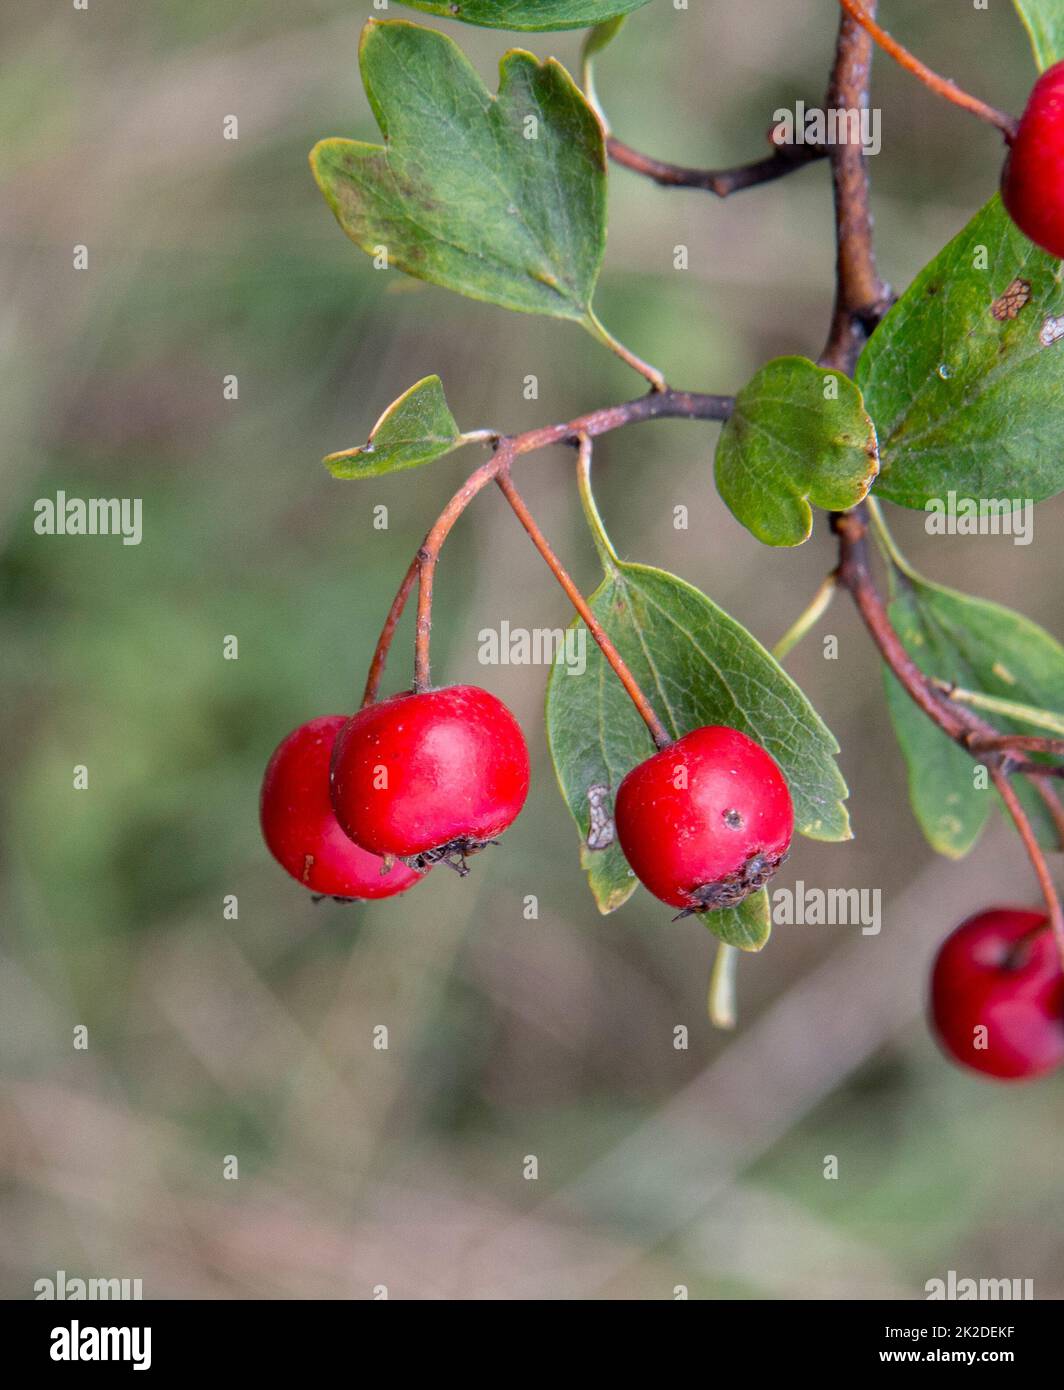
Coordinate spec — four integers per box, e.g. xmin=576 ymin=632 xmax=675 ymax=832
xmin=835 ymin=0 xmax=1018 ymax=139
xmin=495 ymin=449 xmax=672 ymax=751
xmin=413 ymin=457 xmax=502 ymax=693
xmin=990 ymin=764 xmax=1064 ymax=971
xmin=360 ymin=389 xmax=734 ymax=708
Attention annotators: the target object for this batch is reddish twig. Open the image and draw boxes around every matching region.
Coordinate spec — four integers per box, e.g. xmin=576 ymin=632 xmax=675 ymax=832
xmin=495 ymin=447 xmax=671 ymax=750
xmin=361 ymin=388 xmax=733 ymax=701
xmin=835 ymin=1 xmax=1017 ymax=139
xmin=412 ymin=455 xmax=503 ymax=693
xmin=833 ymin=513 xmax=981 ymax=741
xmin=362 ymin=555 xmax=418 ymax=706
xmin=966 ymin=733 xmax=1064 ymax=760
xmin=606 ymin=134 xmax=826 ymax=196
xmin=991 ymin=766 xmax=1064 ymax=969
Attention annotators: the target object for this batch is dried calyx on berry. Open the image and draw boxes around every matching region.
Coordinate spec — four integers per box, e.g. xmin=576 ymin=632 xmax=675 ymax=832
xmin=329 ymin=684 xmax=530 ymax=874
xmin=614 ymin=725 xmax=794 ymax=916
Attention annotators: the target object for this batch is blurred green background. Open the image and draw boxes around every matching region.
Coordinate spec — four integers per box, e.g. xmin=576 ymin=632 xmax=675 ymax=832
xmin=2 ymin=0 xmax=1063 ymax=1299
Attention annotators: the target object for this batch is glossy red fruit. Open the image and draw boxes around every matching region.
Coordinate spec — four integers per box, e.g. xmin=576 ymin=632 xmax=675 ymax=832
xmin=261 ymin=715 xmax=421 ymax=900
xmin=329 ymin=685 xmax=530 ymax=871
xmin=930 ymin=908 xmax=1064 ymax=1081
xmin=1002 ymin=60 xmax=1064 ymax=259
xmin=614 ymin=725 xmax=794 ymax=913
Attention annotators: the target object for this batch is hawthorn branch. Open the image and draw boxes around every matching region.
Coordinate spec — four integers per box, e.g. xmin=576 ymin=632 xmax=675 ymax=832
xmin=362 ymin=388 xmax=734 ymax=703
xmin=832 ymin=512 xmax=980 ymax=742
xmin=607 ymin=134 xmax=826 ymax=196
xmin=819 ymin=0 xmax=890 ymax=374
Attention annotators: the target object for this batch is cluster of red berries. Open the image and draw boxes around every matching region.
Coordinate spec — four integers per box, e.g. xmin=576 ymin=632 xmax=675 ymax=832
xmin=262 ymin=694 xmax=1064 ymax=1085
xmin=261 ymin=686 xmax=795 ymax=913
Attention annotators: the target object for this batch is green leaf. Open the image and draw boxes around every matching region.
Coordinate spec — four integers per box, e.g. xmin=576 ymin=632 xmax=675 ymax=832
xmin=311 ymin=19 xmax=606 ymax=323
xmin=884 ymin=566 xmax=1064 ymax=857
xmin=546 ymin=496 xmax=850 ymax=914
xmin=396 ymin=1 xmax=653 ymax=32
xmin=708 ymin=889 xmax=771 ymax=953
xmin=856 ymin=196 xmax=1064 ymax=510
xmin=324 ymin=375 xmax=464 ymax=478
xmin=1014 ymin=0 xmax=1064 ymax=69
xmin=714 ymin=356 xmax=879 ymax=547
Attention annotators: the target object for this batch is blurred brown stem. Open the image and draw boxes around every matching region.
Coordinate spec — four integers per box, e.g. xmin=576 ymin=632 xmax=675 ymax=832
xmin=607 ymin=134 xmax=826 ymax=195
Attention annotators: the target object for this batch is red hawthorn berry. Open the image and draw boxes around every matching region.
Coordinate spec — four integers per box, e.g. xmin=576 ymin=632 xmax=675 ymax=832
xmin=329 ymin=685 xmax=530 ymax=872
xmin=614 ymin=724 xmax=794 ymax=913
xmin=1002 ymin=60 xmax=1064 ymax=259
xmin=261 ymin=715 xmax=421 ymax=900
xmin=930 ymin=907 xmax=1064 ymax=1081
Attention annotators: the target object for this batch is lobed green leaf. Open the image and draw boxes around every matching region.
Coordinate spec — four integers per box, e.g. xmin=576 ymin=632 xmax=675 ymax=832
xmin=714 ymin=356 xmax=879 ymax=547
xmin=311 ymin=20 xmax=607 ymax=323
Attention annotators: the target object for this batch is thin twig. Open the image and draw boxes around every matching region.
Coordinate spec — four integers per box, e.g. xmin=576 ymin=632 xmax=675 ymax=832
xmin=412 ymin=455 xmax=503 ymax=693
xmin=495 ymin=450 xmax=671 ymax=751
xmin=991 ymin=765 xmax=1064 ymax=969
xmin=361 ymin=388 xmax=734 ymax=699
xmin=836 ymin=0 xmax=1018 ymax=139
xmin=361 ymin=556 xmax=418 ymax=707
xmin=833 ymin=512 xmax=978 ymax=743
xmin=607 ymin=134 xmax=826 ymax=196
xmin=965 ymin=732 xmax=1064 ymax=760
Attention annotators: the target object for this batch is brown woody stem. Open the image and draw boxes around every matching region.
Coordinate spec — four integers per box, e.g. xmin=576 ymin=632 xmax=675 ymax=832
xmin=820 ymin=0 xmax=889 ymax=374
xmin=607 ymin=134 xmax=826 ymax=196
